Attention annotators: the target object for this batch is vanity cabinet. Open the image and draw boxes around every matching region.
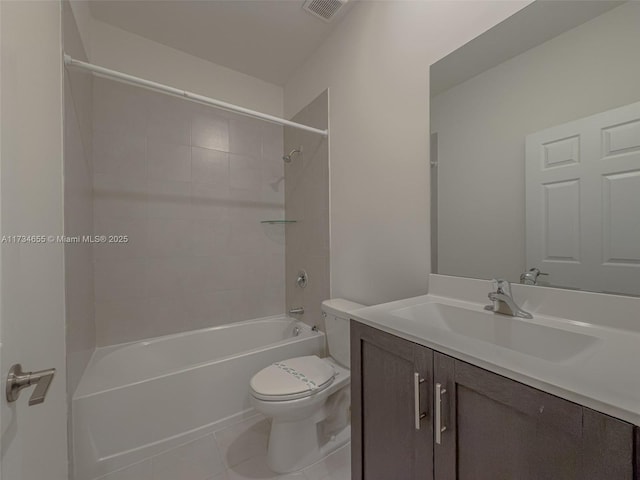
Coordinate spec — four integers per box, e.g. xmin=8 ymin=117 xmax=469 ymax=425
xmin=351 ymin=320 xmax=638 ymax=480
xmin=433 ymin=352 xmax=634 ymax=480
xmin=350 ymin=320 xmax=434 ymax=480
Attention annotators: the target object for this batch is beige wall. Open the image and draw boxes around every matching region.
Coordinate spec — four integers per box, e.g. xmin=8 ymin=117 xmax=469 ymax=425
xmin=285 ymin=91 xmax=329 ymax=328
xmin=432 ymin=1 xmax=640 ymax=283
xmin=90 ymin=20 xmax=284 ymax=117
xmin=68 ymin=0 xmax=92 ymax=58
xmin=63 ymin=0 xmax=95 ymax=399
xmin=92 ymin=78 xmax=285 ymax=346
xmin=284 ymin=1 xmax=530 ymax=306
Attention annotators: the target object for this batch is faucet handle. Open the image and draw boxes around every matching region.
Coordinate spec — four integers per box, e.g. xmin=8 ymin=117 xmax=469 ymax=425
xmin=491 ymin=278 xmax=511 ymax=295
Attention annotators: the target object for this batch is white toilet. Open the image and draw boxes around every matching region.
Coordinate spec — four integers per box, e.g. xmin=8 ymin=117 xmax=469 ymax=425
xmin=249 ymin=299 xmax=363 ymax=474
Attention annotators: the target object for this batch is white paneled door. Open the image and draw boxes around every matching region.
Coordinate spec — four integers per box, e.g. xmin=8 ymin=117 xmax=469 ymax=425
xmin=526 ymin=101 xmax=640 ymax=295
xmin=1 ymin=1 xmax=68 ymax=479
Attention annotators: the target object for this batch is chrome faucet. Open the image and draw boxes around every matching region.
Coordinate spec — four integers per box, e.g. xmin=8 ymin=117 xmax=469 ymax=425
xmin=484 ymin=279 xmax=533 ymax=319
xmin=520 ymin=267 xmax=549 ymax=286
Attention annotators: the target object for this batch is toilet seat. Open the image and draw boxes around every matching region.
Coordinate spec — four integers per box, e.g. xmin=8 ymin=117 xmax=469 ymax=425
xmin=250 ymin=355 xmax=336 ymax=401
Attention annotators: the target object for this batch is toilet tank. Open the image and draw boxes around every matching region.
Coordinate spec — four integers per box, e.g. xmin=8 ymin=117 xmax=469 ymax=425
xmin=321 ymin=299 xmax=365 ymax=368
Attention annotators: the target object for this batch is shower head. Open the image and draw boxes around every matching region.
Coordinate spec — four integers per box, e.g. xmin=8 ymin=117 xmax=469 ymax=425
xmin=282 ymin=147 xmax=302 ymax=163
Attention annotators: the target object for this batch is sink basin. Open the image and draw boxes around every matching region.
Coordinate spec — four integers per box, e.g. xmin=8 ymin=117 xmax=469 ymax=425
xmin=391 ymin=302 xmax=599 ymax=362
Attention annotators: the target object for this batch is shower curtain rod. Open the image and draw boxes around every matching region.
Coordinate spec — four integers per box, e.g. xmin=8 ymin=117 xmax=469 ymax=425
xmin=63 ymin=54 xmax=329 ymax=137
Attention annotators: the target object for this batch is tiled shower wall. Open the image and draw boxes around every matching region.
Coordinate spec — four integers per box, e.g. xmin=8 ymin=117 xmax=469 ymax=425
xmin=285 ymin=91 xmax=330 ymax=329
xmin=63 ymin=0 xmax=95 ymax=397
xmin=92 ymin=78 xmax=285 ymax=346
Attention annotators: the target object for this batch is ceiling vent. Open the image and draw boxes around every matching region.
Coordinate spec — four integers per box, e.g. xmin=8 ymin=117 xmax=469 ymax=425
xmin=303 ymin=0 xmax=347 ymax=22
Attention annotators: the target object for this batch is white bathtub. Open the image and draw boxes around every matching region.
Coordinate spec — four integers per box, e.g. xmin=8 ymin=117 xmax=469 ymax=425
xmin=72 ymin=317 xmax=325 ymax=480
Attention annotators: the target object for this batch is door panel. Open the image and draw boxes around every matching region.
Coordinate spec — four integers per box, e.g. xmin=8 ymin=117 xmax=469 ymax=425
xmin=580 ymin=408 xmax=634 ymax=479
xmin=351 ymin=321 xmax=433 ymax=480
xmin=361 ymin=341 xmax=415 ymax=480
xmin=0 ymin=2 xmax=68 ymax=479
xmin=456 ymin=384 xmax=580 ymax=480
xmin=454 ymin=360 xmax=582 ymax=437
xmin=434 ymin=352 xmax=634 ymax=480
xmin=525 ymin=101 xmax=640 ymax=295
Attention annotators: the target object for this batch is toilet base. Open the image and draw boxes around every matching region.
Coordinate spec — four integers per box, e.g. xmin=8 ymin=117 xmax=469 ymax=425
xmin=266 ymin=420 xmax=350 ymax=474
xmin=250 ymin=359 xmax=352 ymax=474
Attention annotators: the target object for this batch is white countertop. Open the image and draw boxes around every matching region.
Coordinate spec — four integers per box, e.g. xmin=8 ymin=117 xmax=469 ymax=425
xmin=350 ymin=292 xmax=640 ymax=426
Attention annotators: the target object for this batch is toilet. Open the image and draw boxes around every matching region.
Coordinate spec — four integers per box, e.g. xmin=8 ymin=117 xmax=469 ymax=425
xmin=249 ymin=299 xmax=363 ymax=474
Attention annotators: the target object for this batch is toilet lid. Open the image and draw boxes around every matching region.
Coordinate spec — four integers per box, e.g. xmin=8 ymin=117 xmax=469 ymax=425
xmin=250 ymin=355 xmax=335 ymax=400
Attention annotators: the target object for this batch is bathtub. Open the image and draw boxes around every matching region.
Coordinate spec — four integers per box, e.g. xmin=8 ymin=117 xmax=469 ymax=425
xmin=72 ymin=316 xmax=325 ymax=480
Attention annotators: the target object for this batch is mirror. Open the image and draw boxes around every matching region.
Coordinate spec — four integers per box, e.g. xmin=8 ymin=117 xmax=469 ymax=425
xmin=430 ymin=0 xmax=640 ymax=296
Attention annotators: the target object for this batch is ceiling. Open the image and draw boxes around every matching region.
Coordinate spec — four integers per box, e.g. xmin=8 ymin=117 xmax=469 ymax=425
xmin=89 ymin=0 xmax=354 ymax=86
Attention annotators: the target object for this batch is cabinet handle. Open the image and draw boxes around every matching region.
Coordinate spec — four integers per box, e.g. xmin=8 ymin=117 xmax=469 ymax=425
xmin=435 ymin=382 xmax=447 ymax=444
xmin=414 ymin=372 xmax=426 ymax=430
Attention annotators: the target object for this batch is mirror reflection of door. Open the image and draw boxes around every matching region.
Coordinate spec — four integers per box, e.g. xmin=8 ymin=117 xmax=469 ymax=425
xmin=430 ymin=0 xmax=640 ymax=297
xmin=525 ymin=101 xmax=640 ymax=295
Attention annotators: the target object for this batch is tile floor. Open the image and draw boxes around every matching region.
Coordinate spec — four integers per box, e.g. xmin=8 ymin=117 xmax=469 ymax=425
xmin=97 ymin=414 xmax=350 ymax=480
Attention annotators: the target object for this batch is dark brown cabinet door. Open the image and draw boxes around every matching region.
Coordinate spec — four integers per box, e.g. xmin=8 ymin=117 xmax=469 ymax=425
xmin=351 ymin=321 xmax=434 ymax=480
xmin=433 ymin=352 xmax=635 ymax=480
